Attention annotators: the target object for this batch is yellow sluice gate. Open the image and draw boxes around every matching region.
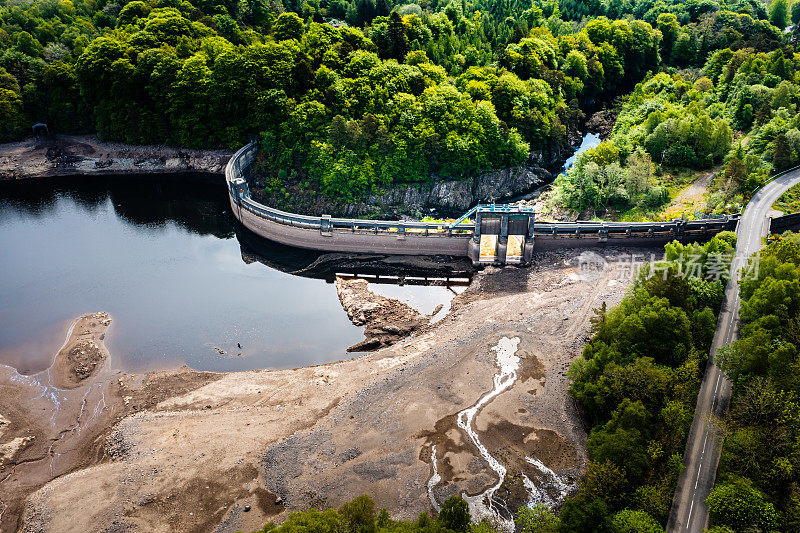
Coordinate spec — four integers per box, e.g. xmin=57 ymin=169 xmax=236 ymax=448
xmin=479 ymin=234 xmax=498 ymax=262
xmin=505 ymin=234 xmax=525 ymax=264
xmin=467 ymin=206 xmax=535 ymax=266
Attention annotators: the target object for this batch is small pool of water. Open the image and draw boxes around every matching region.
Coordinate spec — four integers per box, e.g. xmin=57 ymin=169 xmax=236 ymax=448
xmin=367 ymin=283 xmax=467 ymax=323
xmin=0 ymin=176 xmax=466 ymax=374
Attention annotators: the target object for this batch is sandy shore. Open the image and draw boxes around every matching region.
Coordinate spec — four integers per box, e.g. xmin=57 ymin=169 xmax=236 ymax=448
xmin=0 ymin=135 xmax=232 ymax=180
xmin=0 ymin=248 xmax=645 ymax=532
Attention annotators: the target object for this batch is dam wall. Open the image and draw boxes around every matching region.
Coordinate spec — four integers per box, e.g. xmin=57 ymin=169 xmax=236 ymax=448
xmin=226 ymin=141 xmax=739 ymax=265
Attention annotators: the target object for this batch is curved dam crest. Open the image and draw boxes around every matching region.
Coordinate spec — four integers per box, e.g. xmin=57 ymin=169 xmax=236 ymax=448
xmin=226 ymin=141 xmax=741 ymax=265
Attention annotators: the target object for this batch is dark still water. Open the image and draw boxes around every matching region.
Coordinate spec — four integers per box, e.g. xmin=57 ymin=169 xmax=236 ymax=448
xmin=0 ymin=176 xmax=464 ymax=374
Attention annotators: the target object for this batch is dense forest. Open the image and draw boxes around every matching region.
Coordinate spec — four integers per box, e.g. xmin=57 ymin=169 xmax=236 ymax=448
xmin=562 ymin=232 xmax=736 ymax=530
xmin=0 ymin=0 xmax=793 ymax=201
xmin=710 ymin=233 xmax=800 ymax=531
xmin=553 ymin=42 xmax=800 ymax=218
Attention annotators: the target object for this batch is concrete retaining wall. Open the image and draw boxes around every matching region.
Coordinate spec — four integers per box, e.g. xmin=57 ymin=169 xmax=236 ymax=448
xmin=226 ymin=141 xmax=740 ymax=262
xmin=226 ymin=141 xmax=472 ymax=257
xmin=771 ymin=213 xmax=800 ymax=234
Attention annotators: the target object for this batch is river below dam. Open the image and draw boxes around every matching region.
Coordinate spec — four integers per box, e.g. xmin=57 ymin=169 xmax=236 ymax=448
xmin=0 ymin=175 xmax=465 ymax=374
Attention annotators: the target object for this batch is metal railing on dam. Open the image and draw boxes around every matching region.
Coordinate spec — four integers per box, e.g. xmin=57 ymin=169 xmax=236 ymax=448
xmin=226 ymin=141 xmax=739 ymax=266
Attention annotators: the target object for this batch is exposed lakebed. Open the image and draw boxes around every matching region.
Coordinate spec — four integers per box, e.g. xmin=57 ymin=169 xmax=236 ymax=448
xmin=0 ymin=175 xmax=464 ymax=374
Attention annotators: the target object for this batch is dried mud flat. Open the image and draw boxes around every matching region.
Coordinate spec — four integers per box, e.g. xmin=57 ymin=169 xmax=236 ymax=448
xmin=1 ymin=248 xmax=649 ymax=533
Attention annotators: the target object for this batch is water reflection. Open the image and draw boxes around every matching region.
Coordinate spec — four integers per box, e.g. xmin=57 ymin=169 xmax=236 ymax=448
xmin=235 ymin=224 xmax=473 ymax=282
xmin=0 ymin=175 xmax=471 ymax=375
xmin=0 ymin=175 xmax=234 ymax=238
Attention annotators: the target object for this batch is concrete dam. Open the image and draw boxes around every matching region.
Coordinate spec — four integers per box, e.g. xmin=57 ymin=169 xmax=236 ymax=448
xmin=227 ymin=141 xmax=739 ymax=266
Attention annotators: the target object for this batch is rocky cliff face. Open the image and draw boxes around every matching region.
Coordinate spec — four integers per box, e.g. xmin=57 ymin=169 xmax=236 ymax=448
xmin=254 ymin=164 xmax=552 ymax=219
xmin=357 ymin=165 xmax=551 ymax=215
xmin=0 ymin=135 xmax=232 ymax=180
xmin=585 ymin=110 xmax=617 ymax=140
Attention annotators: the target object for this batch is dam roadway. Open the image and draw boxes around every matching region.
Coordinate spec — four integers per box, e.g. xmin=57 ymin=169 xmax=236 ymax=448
xmin=225 ymin=141 xmax=739 ymax=265
xmin=667 ymin=166 xmax=800 ymax=532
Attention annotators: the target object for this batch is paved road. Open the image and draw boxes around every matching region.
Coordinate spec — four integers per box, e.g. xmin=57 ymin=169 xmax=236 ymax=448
xmin=667 ymin=168 xmax=800 ymax=532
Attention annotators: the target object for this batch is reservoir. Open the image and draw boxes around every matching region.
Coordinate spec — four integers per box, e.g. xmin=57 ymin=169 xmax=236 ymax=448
xmin=0 ymin=175 xmax=466 ymax=374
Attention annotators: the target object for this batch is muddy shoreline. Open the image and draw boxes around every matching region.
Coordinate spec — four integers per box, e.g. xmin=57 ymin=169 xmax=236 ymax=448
xmin=0 ymin=248 xmax=651 ymax=532
xmin=0 ymin=312 xmax=224 ymax=532
xmin=0 ymin=135 xmax=232 ymax=180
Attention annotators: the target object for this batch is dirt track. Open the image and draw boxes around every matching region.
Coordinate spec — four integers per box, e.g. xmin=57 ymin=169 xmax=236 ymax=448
xmin=0 ymin=249 xmax=646 ymax=532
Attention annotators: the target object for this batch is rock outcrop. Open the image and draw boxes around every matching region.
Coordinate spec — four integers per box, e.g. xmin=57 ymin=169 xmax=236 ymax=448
xmin=359 ymin=165 xmax=551 ymax=214
xmin=586 ymin=110 xmax=617 ymax=140
xmin=335 ymin=277 xmax=429 ymax=351
xmin=254 ymin=164 xmax=552 ymax=219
